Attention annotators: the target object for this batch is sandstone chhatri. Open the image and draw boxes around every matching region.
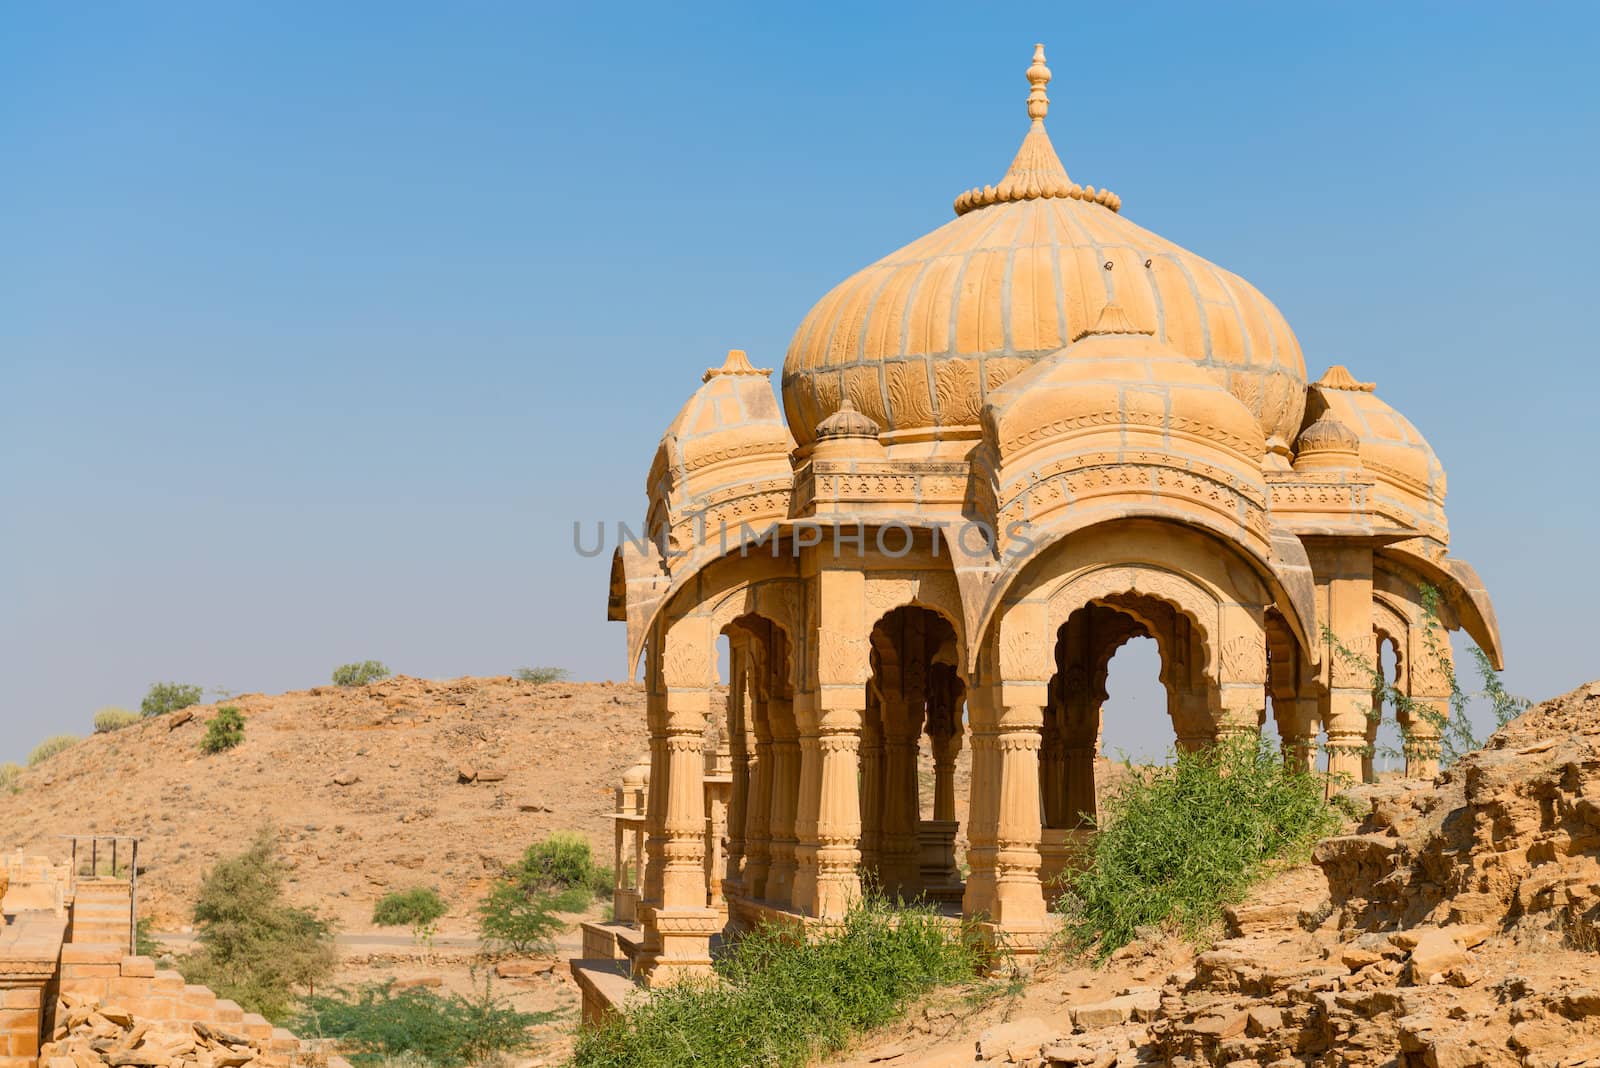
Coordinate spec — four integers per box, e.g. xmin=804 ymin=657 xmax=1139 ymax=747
xmin=603 ymin=45 xmax=1502 ymax=989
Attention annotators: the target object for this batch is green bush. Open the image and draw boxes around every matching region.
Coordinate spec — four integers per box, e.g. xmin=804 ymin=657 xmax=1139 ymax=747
xmin=332 ymin=661 xmax=391 ymax=687
xmin=297 ymin=978 xmax=553 ymax=1068
xmin=142 ymin=682 xmax=204 ymax=718
xmin=514 ymin=667 xmax=569 ymax=685
xmin=372 ymin=887 xmax=448 ymax=945
xmin=475 ymin=880 xmax=566 ymax=955
xmin=181 ymin=827 xmax=337 ymax=1021
xmin=93 ymin=706 xmax=140 ymax=734
xmin=28 ymin=735 xmax=78 ymax=767
xmin=199 ymin=706 xmax=246 ymax=754
xmin=572 ymin=899 xmax=980 ymax=1068
xmin=1060 ymin=735 xmax=1340 ymax=960
xmin=516 ymin=832 xmax=606 ymax=909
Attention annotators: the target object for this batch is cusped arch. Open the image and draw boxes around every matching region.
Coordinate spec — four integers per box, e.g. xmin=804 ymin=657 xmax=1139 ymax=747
xmin=1043 ymin=564 xmax=1219 ymax=680
xmin=971 ymin=508 xmax=1315 ymax=673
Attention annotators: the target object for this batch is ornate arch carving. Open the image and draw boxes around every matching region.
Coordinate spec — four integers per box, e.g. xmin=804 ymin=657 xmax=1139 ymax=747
xmin=1043 ymin=565 xmax=1220 ymax=679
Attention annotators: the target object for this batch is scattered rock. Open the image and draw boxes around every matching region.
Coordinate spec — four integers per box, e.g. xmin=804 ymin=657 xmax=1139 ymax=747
xmin=331 ymin=770 xmax=360 ymax=787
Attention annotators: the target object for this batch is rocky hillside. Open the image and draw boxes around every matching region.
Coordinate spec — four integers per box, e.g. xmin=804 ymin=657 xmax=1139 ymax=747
xmin=0 ymin=676 xmax=649 ymax=929
xmin=829 ymin=680 xmax=1600 ymax=1068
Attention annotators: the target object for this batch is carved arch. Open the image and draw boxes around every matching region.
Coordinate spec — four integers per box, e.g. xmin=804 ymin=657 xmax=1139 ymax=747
xmin=1042 ymin=565 xmax=1219 ymax=681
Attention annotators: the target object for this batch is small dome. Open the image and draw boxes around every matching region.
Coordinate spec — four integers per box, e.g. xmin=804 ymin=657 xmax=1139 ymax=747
xmin=983 ymin=302 xmax=1269 ymax=543
xmin=1293 ymin=410 xmax=1362 ymax=471
xmin=1305 ymin=365 xmax=1448 ymax=540
xmin=622 ymin=757 xmax=650 ymax=789
xmin=782 ymin=45 xmax=1306 ymax=452
xmin=814 ymin=397 xmax=881 ymax=442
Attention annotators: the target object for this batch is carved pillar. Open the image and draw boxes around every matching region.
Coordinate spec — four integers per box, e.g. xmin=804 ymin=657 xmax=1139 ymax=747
xmin=790 ymin=690 xmax=823 ymax=915
xmin=813 ymin=695 xmax=864 ymax=919
xmin=931 ymin=724 xmax=961 ymax=823
xmin=858 ymin=684 xmax=884 ymax=878
xmin=961 ymin=678 xmax=1000 ymax=921
xmin=1311 ymin=543 xmax=1376 ymax=784
xmin=878 ymin=699 xmax=924 ymax=899
xmin=742 ymin=672 xmax=774 ymax=901
xmin=637 ymin=616 xmax=720 ymax=987
xmin=990 ymin=686 xmax=1048 ymax=945
xmin=1404 ymin=628 xmax=1453 ymax=779
xmin=765 ymin=694 xmax=800 ymax=907
xmin=971 ymin=601 xmax=1050 ymax=958
xmin=723 ymin=636 xmax=751 ymax=903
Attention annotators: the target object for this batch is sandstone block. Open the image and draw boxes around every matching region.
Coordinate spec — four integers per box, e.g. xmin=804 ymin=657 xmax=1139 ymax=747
xmin=975 ymin=1018 xmax=1056 ymax=1061
xmin=120 ymin=957 xmax=156 ymax=979
xmin=1245 ymin=1006 xmax=1283 ymax=1036
xmin=1223 ymin=901 xmax=1299 ymax=937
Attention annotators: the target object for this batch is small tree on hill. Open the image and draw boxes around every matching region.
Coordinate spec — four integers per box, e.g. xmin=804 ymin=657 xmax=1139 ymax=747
xmin=200 ymin=707 xmax=246 ymax=754
xmin=514 ymin=667 xmax=569 ymax=685
xmin=142 ymin=682 xmax=204 ymax=718
xmin=333 ymin=661 xmax=391 ymax=687
xmin=183 ymin=827 xmax=337 ymax=1021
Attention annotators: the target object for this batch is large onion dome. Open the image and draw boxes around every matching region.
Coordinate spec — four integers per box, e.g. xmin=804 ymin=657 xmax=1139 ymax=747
xmin=782 ymin=45 xmax=1306 ymax=459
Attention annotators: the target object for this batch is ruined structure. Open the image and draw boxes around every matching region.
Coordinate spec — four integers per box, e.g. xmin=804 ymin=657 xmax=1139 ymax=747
xmin=601 ymin=45 xmax=1503 ymax=986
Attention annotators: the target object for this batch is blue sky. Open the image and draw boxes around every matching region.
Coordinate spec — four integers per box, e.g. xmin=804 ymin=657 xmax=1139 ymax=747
xmin=3 ymin=3 xmax=1596 ymax=762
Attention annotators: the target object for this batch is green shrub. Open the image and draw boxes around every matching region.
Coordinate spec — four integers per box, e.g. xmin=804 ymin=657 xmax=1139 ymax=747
xmin=142 ymin=682 xmax=204 ymax=718
xmin=0 ymin=763 xmax=21 ymax=793
xmin=296 ymin=978 xmax=553 ymax=1068
xmin=135 ymin=917 xmax=162 ymax=958
xmin=199 ymin=706 xmax=245 ymax=754
xmin=181 ymin=827 xmax=337 ymax=1021
xmin=514 ymin=667 xmax=569 ymax=685
xmin=372 ymin=887 xmax=448 ymax=946
xmin=1326 ymin=582 xmax=1529 ymax=770
xmin=516 ymin=832 xmax=605 ymax=909
xmin=27 ymin=735 xmax=78 ymax=767
xmin=474 ymin=880 xmax=566 ymax=955
xmin=332 ymin=661 xmax=391 ymax=687
xmin=572 ymin=899 xmax=980 ymax=1068
xmin=1060 ymin=735 xmax=1340 ymax=960
xmin=93 ymin=707 xmax=140 ymax=734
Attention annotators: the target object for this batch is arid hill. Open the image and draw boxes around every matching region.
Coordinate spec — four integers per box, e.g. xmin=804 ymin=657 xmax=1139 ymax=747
xmin=825 ymin=680 xmax=1600 ymax=1068
xmin=0 ymin=676 xmax=649 ymax=929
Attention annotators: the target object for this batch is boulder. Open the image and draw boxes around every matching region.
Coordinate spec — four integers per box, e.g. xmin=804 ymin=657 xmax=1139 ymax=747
xmin=975 ymin=1017 xmax=1057 ymax=1061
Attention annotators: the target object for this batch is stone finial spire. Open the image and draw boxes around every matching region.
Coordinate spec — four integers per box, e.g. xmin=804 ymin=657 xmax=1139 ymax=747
xmin=953 ymin=44 xmax=1121 ymax=217
xmin=703 ymin=348 xmax=773 ymax=382
xmin=1026 ymin=43 xmax=1050 ymax=122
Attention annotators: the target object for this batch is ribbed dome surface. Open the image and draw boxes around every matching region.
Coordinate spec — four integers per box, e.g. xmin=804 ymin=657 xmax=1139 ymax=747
xmin=781 ymin=46 xmax=1305 ymax=452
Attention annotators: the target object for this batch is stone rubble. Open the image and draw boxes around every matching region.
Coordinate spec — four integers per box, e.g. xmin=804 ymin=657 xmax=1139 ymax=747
xmin=41 ymin=993 xmax=334 ymax=1068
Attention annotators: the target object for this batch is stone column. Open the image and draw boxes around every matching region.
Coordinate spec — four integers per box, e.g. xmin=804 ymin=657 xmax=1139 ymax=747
xmin=989 ymin=686 xmax=1048 ymax=947
xmin=1311 ymin=543 xmax=1376 ymax=784
xmin=742 ymin=683 xmax=774 ymax=901
xmin=877 ymin=704 xmax=923 ymax=899
xmin=813 ymin=693 xmax=864 ymax=919
xmin=765 ymin=695 xmax=801 ymax=907
xmin=931 ymin=726 xmax=961 ymax=823
xmin=637 ymin=619 xmax=720 ymax=987
xmin=723 ymin=637 xmax=750 ymax=903
xmin=858 ymin=686 xmax=884 ymax=879
xmin=790 ymin=691 xmax=823 ymax=915
xmin=1404 ymin=628 xmax=1453 ymax=779
xmin=961 ymin=679 xmax=1000 ymax=921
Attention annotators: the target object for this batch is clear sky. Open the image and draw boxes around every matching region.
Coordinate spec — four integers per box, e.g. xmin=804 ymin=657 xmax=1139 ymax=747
xmin=3 ymin=3 xmax=1596 ymax=763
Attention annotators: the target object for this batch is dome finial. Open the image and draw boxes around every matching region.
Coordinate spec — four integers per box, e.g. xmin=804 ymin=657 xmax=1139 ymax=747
xmin=1026 ymin=44 xmax=1050 ymax=123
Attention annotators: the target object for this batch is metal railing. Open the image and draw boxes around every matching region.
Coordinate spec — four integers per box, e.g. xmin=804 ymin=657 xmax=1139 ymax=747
xmin=59 ymin=834 xmax=141 ymax=953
